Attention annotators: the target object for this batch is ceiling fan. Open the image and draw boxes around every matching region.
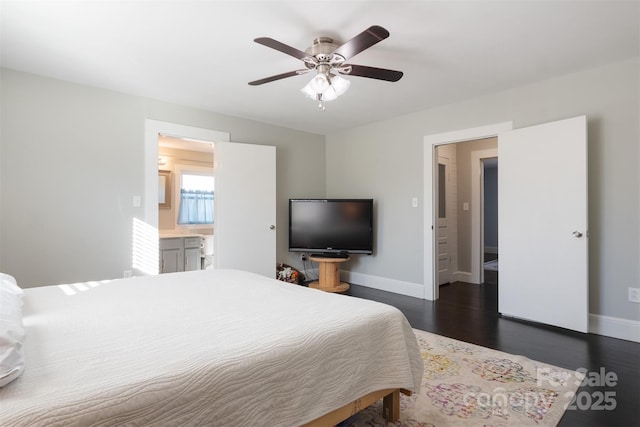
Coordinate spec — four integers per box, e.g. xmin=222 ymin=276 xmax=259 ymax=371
xmin=248 ymin=25 xmax=403 ymax=110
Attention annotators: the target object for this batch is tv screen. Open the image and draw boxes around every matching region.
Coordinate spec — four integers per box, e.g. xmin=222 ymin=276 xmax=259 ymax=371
xmin=288 ymin=199 xmax=373 ymax=256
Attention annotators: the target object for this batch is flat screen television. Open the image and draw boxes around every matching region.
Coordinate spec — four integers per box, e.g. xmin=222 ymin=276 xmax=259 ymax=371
xmin=288 ymin=199 xmax=374 ymax=256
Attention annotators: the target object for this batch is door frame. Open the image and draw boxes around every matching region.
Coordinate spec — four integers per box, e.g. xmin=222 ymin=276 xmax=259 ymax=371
xmin=423 ymin=121 xmax=512 ymax=300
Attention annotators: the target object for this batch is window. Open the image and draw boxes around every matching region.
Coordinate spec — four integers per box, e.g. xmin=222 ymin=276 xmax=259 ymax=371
xmin=177 ymin=172 xmax=214 ymax=225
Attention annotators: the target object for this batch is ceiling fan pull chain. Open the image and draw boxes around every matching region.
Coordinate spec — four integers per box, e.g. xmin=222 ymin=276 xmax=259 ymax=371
xmin=316 ymin=94 xmax=326 ymax=111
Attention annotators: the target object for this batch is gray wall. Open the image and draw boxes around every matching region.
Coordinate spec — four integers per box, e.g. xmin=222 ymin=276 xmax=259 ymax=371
xmin=0 ymin=68 xmax=325 ymax=287
xmin=326 ymin=57 xmax=639 ymax=322
xmin=2 ymin=57 xmax=639 ymax=323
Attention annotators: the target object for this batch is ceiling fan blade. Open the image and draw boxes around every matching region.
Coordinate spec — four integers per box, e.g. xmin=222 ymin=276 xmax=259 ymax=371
xmin=332 ymin=26 xmax=390 ymax=61
xmin=254 ymin=37 xmax=310 ymax=60
xmin=340 ymin=64 xmax=403 ymax=82
xmin=248 ymin=69 xmax=310 ymax=86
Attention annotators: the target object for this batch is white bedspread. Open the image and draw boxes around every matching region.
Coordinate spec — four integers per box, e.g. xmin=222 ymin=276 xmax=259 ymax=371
xmin=0 ymin=269 xmax=422 ymax=426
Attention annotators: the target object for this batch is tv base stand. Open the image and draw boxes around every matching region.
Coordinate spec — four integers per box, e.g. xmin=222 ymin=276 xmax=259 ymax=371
xmin=309 ymin=256 xmax=350 ymax=293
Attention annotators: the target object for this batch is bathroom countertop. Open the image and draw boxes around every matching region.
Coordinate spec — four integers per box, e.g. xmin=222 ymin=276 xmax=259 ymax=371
xmin=159 ymin=233 xmax=207 ymax=239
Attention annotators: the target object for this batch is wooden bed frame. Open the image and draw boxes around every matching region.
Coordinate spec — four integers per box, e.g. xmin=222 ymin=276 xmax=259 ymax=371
xmin=303 ymin=388 xmax=411 ymax=426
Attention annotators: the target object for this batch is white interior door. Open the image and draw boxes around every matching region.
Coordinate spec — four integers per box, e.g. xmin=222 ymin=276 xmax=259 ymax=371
xmin=498 ymin=115 xmax=588 ymax=332
xmin=214 ymin=142 xmax=276 ymax=277
xmin=437 ymin=157 xmax=451 ymax=285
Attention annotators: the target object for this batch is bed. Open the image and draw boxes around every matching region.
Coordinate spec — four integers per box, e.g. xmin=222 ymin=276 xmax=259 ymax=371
xmin=0 ymin=269 xmax=423 ymax=426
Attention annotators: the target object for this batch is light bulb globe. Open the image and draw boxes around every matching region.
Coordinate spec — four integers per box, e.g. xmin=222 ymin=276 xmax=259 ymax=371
xmin=309 ymin=73 xmax=330 ymax=93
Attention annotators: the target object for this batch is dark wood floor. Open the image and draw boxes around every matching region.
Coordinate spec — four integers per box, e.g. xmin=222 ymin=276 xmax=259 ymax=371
xmin=347 ymin=278 xmax=640 ymax=426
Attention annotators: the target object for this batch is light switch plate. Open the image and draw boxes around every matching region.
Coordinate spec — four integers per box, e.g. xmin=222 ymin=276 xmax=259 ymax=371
xmin=133 ymin=195 xmax=141 ymax=208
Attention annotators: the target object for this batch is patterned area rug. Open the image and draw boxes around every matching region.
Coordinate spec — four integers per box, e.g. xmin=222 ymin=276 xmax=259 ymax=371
xmin=343 ymin=329 xmax=583 ymax=427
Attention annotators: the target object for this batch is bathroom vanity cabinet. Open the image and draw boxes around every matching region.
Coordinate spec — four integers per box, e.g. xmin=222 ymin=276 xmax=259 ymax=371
xmin=159 ymin=236 xmax=202 ymax=273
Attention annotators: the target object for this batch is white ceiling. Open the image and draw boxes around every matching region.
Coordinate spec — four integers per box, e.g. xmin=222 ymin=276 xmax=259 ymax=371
xmin=1 ymin=1 xmax=638 ymax=135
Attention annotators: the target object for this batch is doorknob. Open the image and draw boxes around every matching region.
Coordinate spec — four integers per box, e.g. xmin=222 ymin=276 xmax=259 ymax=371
xmin=572 ymin=231 xmax=583 ymax=238
xmin=269 ymin=225 xmax=276 ymax=230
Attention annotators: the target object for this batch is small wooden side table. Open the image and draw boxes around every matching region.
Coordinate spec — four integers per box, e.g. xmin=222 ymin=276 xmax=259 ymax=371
xmin=309 ymin=256 xmax=350 ymax=293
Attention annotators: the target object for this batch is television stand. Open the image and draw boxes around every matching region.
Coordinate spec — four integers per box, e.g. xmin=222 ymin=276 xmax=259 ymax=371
xmin=309 ymin=255 xmax=350 ymax=293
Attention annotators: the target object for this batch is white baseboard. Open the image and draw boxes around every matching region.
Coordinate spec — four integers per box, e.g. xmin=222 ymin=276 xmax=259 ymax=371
xmin=318 ymin=269 xmax=639 ymax=343
xmin=341 ymin=271 xmax=424 ymax=299
xmin=452 ymin=271 xmax=474 ymax=284
xmin=484 ymin=246 xmax=498 ymax=254
xmin=589 ymin=313 xmax=640 ymax=343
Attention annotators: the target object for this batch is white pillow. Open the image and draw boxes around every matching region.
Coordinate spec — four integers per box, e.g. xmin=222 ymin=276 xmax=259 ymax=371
xmin=0 ymin=273 xmax=25 ymax=387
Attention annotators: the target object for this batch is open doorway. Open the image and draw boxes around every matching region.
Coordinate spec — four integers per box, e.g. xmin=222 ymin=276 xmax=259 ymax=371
xmin=157 ymin=135 xmax=214 ymax=235
xmin=434 ymin=137 xmax=498 ymax=294
xmin=482 ymin=158 xmax=498 ymax=286
xmin=143 ymin=120 xmax=229 ymax=276
xmin=157 ymin=135 xmax=215 ymax=273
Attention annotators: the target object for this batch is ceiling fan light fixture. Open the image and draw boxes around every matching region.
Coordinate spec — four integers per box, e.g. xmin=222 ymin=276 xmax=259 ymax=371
xmin=301 ymin=83 xmax=317 ymax=99
xmin=321 ymin=85 xmax=338 ymax=102
xmin=330 ymin=74 xmax=350 ymax=96
xmin=309 ymin=72 xmax=330 ymax=93
xmin=301 ymin=72 xmax=350 ymax=106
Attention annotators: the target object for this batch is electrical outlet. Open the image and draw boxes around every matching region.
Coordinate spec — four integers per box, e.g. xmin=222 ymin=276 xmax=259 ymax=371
xmin=300 ymin=253 xmax=307 ymax=262
xmin=123 ymin=270 xmax=133 ymax=278
xmin=629 ymin=288 xmax=640 ymax=303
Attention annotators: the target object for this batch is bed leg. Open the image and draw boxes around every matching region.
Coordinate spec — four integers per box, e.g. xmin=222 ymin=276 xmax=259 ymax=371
xmin=382 ymin=389 xmax=400 ymax=422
